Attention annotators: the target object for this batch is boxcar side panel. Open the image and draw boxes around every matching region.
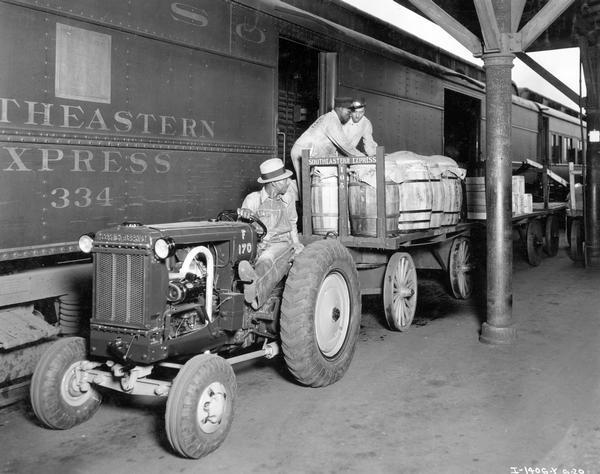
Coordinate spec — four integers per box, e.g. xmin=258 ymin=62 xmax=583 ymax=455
xmin=338 ymin=45 xmax=444 ymax=155
xmin=511 ymin=102 xmax=539 ymax=162
xmin=0 ymin=1 xmax=276 ymax=259
xmin=7 ymin=0 xmax=278 ymax=66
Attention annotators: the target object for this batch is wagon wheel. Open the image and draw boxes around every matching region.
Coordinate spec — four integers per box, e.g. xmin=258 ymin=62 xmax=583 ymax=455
xmin=448 ymin=236 xmax=473 ymax=299
xmin=543 ymin=215 xmax=560 ymax=257
xmin=525 ymin=219 xmax=544 ymax=266
xmin=383 ymin=252 xmax=418 ymax=331
xmin=568 ymin=218 xmax=584 ymax=262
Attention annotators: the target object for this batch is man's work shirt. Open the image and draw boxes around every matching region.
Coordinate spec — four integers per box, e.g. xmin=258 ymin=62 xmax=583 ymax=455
xmin=343 ymin=116 xmax=378 ymax=155
xmin=241 ymin=188 xmax=298 ymax=245
xmin=293 ymin=110 xmax=362 ymax=158
xmin=292 ymin=110 xmax=364 ymax=178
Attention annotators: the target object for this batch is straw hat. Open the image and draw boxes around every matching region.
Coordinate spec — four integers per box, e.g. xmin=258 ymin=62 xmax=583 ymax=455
xmin=257 ymin=158 xmax=293 ymax=183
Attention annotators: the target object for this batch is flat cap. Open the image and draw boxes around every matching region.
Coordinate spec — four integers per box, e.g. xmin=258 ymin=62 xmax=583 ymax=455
xmin=334 ymin=96 xmax=353 ymax=108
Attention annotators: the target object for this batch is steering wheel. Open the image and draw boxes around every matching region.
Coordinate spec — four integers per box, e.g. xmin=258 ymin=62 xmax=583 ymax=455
xmin=215 ymin=210 xmax=239 ymax=222
xmin=237 ymin=210 xmax=268 ymax=242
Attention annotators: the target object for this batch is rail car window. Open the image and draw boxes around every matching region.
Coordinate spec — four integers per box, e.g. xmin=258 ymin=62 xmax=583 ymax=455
xmin=552 ymin=134 xmax=581 ymax=164
xmin=551 ymin=134 xmax=563 ymax=163
xmin=566 ymin=138 xmax=577 ymax=163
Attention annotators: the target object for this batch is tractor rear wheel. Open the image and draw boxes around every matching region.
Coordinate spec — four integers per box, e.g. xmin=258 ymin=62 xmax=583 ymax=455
xmin=281 ymin=240 xmax=361 ymax=387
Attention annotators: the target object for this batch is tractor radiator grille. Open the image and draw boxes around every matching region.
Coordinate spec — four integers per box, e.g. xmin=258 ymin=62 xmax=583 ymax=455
xmin=95 ymin=253 xmax=145 ymax=326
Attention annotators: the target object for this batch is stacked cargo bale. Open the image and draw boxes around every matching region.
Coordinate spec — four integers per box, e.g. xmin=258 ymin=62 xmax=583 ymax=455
xmin=466 ymin=175 xmax=533 ymax=219
xmin=349 ymin=151 xmax=465 ymax=233
xmin=386 ymin=153 xmax=434 ymax=231
xmin=423 ymin=155 xmax=464 ymax=226
xmin=512 ymin=176 xmax=533 ymax=215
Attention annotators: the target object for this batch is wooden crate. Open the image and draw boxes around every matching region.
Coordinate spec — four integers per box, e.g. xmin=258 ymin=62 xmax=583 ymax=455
xmin=466 ymin=176 xmax=531 ymax=219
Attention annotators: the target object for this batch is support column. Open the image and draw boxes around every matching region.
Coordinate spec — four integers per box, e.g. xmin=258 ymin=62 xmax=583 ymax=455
xmin=585 ymin=108 xmax=600 ymax=267
xmin=480 ymin=52 xmax=517 ymax=344
xmin=578 ymin=12 xmax=600 ymax=268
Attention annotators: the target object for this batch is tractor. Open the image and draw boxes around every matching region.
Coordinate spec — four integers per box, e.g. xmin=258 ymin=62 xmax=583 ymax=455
xmin=29 ymin=212 xmax=361 ymax=458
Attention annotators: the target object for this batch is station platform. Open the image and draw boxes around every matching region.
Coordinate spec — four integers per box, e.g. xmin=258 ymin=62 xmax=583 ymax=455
xmin=1 ymin=232 xmax=599 ymax=474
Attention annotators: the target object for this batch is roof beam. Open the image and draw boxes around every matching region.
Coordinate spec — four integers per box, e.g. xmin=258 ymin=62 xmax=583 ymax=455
xmin=519 ymin=0 xmax=576 ymax=51
xmin=407 ymin=0 xmax=482 ymax=56
xmin=510 ymin=0 xmax=527 ymax=33
xmin=473 ymin=0 xmax=501 ymax=51
xmin=578 ymin=36 xmax=599 ymax=105
xmin=515 ymin=51 xmax=581 ymax=106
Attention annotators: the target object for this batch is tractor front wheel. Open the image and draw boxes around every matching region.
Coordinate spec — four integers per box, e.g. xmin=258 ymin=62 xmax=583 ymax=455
xmin=30 ymin=336 xmax=102 ymax=429
xmin=165 ymin=354 xmax=236 ymax=459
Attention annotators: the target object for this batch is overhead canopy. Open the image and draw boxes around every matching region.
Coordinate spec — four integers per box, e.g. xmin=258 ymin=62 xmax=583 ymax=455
xmin=394 ymin=0 xmax=587 ymax=53
xmin=392 ymin=0 xmax=588 ymax=105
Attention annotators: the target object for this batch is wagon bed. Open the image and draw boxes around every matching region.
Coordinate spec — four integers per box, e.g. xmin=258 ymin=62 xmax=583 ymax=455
xmin=298 ymin=147 xmax=475 ymax=331
xmin=299 ymin=147 xmax=474 ymax=250
xmin=466 ymin=186 xmax=568 ymax=266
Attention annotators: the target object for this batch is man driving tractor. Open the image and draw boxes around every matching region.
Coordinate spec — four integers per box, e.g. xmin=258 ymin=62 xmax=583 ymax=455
xmin=237 ymin=158 xmax=304 ymax=309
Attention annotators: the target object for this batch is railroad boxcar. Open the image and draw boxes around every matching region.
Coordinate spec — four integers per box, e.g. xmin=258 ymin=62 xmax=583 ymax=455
xmin=0 ymin=0 xmax=584 ymax=405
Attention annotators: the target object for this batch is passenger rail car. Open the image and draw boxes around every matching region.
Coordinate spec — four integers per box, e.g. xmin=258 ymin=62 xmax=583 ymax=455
xmin=0 ymin=0 xmax=584 ymax=404
xmin=511 ymin=91 xmax=585 ymax=201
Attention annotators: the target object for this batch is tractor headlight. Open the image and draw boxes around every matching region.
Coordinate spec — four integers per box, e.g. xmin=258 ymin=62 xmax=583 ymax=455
xmin=78 ymin=233 xmax=95 ymax=253
xmin=154 ymin=237 xmax=175 ymax=260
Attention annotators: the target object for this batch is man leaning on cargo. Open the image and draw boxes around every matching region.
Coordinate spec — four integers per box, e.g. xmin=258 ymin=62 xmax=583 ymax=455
xmin=290 ymin=96 xmax=365 ymax=192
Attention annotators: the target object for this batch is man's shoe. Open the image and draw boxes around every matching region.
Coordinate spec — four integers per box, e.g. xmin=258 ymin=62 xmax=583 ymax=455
xmin=238 ymin=260 xmax=257 ymax=282
xmin=243 ymin=282 xmax=258 ymax=308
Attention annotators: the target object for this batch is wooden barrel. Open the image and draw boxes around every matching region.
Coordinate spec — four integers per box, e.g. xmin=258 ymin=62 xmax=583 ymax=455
xmin=348 ymin=181 xmax=399 ymax=237
xmin=441 ymin=173 xmax=462 ymax=226
xmin=421 ymin=157 xmax=465 ymax=228
xmin=397 ymin=163 xmax=433 ymax=231
xmin=311 ymin=175 xmax=338 ymax=235
xmin=429 ymin=170 xmax=444 ymax=228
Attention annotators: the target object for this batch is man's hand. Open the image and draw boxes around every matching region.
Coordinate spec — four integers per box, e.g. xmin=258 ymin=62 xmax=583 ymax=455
xmin=292 ymin=242 xmax=304 ymax=255
xmin=237 ymin=208 xmax=253 ymax=221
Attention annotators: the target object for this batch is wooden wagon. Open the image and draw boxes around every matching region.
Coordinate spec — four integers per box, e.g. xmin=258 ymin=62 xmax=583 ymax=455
xmin=299 ymin=147 xmax=475 ymax=331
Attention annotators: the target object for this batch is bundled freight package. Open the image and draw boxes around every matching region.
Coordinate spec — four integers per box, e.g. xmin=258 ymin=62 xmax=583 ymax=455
xmin=348 ymin=151 xmax=466 ymax=236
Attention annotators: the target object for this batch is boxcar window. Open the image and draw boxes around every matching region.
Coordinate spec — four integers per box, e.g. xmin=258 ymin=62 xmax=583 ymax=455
xmin=566 ymin=137 xmax=577 ymax=163
xmin=551 ymin=133 xmax=563 ymax=164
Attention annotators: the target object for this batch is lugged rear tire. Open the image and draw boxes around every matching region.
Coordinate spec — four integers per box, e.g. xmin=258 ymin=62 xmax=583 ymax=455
xmin=165 ymin=354 xmax=236 ymax=459
xmin=281 ymin=240 xmax=361 ymax=387
xmin=30 ymin=336 xmax=102 ymax=429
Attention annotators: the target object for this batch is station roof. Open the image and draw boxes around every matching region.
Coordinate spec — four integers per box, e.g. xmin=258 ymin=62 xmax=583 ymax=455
xmin=393 ymin=0 xmax=590 ymax=52
xmin=280 ymin=0 xmax=589 ymax=105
